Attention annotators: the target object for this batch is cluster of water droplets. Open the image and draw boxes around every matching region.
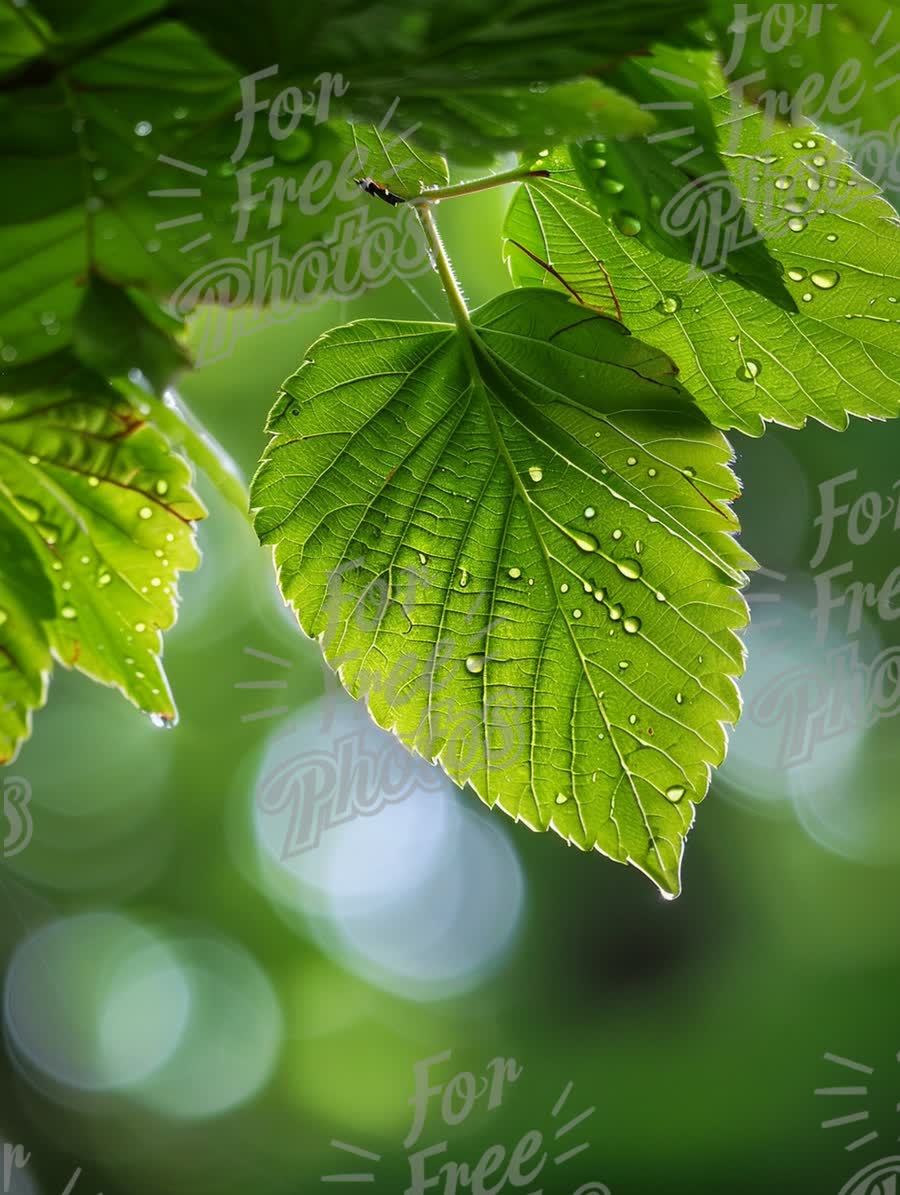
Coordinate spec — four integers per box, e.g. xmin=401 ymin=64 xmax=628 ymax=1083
xmin=581 ymin=141 xmax=643 ymax=239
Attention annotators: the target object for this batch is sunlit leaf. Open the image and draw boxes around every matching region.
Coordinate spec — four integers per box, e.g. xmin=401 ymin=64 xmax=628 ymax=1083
xmin=505 ymin=63 xmax=900 ymax=434
xmin=252 ymin=288 xmax=752 ymax=895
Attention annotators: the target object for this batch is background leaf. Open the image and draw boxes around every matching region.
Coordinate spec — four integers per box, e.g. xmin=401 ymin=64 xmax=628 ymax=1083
xmin=0 ymin=353 xmax=205 ymax=760
xmin=710 ymin=0 xmax=900 ymax=205
xmin=0 ymin=14 xmax=447 ymax=372
xmin=505 ymin=71 xmax=900 ymax=434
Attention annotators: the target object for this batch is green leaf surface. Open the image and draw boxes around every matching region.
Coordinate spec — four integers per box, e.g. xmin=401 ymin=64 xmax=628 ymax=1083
xmin=252 ymin=288 xmax=752 ymax=895
xmin=505 ymin=80 xmax=900 ymax=435
xmin=0 ymin=354 xmax=205 ymax=761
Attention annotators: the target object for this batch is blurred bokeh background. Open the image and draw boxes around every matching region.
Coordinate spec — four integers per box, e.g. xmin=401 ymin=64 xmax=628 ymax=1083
xmin=2 ymin=178 xmax=900 ymax=1195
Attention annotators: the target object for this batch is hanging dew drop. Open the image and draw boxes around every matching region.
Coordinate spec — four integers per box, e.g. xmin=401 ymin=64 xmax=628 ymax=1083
xmin=600 ymin=178 xmax=625 ymax=194
xmin=149 ymin=713 xmax=175 ymax=729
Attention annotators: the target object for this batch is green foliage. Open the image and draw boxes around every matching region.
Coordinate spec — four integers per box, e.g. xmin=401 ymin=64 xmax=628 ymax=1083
xmin=2 ymin=0 xmax=899 ymax=889
xmin=505 ymin=62 xmax=900 ymax=435
xmin=252 ymin=289 xmax=751 ymax=893
xmin=0 ymin=355 xmax=204 ymax=761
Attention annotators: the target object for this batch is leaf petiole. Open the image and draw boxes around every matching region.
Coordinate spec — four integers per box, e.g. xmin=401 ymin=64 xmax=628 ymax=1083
xmin=414 ymin=203 xmax=472 ymax=332
xmin=405 ymin=165 xmax=550 ymax=205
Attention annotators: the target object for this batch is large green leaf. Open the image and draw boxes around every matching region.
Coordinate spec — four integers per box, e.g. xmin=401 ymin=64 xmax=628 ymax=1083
xmin=251 ymin=288 xmax=753 ymax=895
xmin=505 ymin=71 xmax=900 ymax=435
xmin=0 ymin=354 xmax=205 ymax=762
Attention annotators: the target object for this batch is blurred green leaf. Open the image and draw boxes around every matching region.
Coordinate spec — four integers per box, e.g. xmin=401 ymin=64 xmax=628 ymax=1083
xmin=72 ymin=274 xmax=190 ymax=392
xmin=252 ymin=288 xmax=752 ymax=894
xmin=0 ymin=15 xmax=446 ymax=370
xmin=349 ymin=78 xmax=653 ymax=163
xmin=0 ymin=354 xmax=205 ymax=761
